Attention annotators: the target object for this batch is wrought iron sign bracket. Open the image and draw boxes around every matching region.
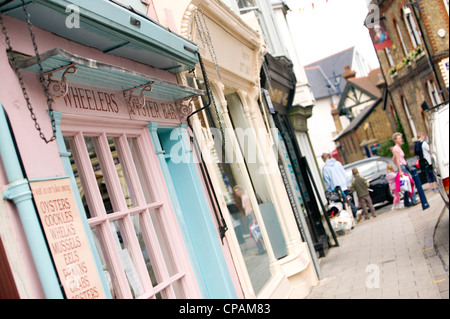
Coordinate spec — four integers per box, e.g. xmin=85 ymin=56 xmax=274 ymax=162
xmin=44 ymin=64 xmax=78 ymax=98
xmin=176 ymin=96 xmax=198 ymax=123
xmin=123 ymin=81 xmax=155 ymax=110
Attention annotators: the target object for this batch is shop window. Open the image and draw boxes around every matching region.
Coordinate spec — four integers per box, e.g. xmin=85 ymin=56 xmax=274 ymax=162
xmin=63 ymin=130 xmax=189 ymax=299
xmin=190 ymin=76 xmax=287 ymax=294
xmin=208 ymin=97 xmax=272 ymax=294
xmin=226 ymin=92 xmax=288 ymax=258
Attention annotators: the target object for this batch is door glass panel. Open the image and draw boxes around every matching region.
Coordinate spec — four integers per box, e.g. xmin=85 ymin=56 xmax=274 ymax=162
xmin=130 ymin=214 xmax=159 ymax=287
xmin=108 ymin=137 xmax=136 ymax=209
xmin=172 ymin=280 xmax=186 ymax=299
xmin=85 ymin=136 xmax=114 ymax=214
xmin=128 ymin=137 xmax=155 ymax=204
xmin=90 ymin=226 xmax=122 ymax=299
xmin=110 ymin=219 xmax=145 ymax=298
xmin=64 ymin=137 xmax=92 ymax=219
xmin=149 ymin=209 xmax=178 ymax=277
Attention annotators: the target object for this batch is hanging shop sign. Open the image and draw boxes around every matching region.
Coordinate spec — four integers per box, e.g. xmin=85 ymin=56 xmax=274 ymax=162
xmin=368 ymin=19 xmax=393 ymax=51
xmin=30 ymin=177 xmax=105 ymax=299
xmin=262 ymin=55 xmax=296 ymax=115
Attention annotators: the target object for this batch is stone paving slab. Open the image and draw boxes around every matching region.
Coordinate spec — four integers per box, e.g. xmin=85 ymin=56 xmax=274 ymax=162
xmin=306 ymin=191 xmax=447 ymax=299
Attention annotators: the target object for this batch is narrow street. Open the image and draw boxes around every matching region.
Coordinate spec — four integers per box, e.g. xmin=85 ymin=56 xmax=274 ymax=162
xmin=307 ymin=189 xmax=449 ymax=299
xmin=0 ymin=0 xmax=448 ymax=302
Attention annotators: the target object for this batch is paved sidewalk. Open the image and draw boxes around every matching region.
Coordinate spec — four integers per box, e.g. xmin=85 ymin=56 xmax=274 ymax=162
xmin=307 ymin=191 xmax=447 ymax=299
xmin=431 ymin=206 xmax=449 ymax=298
xmin=434 ymin=208 xmax=449 ymax=273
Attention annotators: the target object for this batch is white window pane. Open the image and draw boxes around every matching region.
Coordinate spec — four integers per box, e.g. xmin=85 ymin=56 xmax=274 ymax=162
xmin=110 ymin=220 xmax=145 ymax=298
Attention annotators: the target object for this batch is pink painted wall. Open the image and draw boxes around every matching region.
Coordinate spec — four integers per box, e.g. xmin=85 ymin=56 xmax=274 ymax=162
xmin=0 ymin=16 xmax=177 ymax=181
xmin=0 ymin=157 xmax=46 ymax=298
xmin=0 ymin=13 xmax=243 ymax=299
xmin=0 ymin=15 xmax=183 ymax=298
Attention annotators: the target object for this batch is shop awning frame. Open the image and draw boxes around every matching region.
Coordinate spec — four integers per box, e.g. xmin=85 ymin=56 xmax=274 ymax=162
xmin=0 ymin=0 xmax=199 ymax=73
xmin=12 ymin=47 xmax=206 ymax=104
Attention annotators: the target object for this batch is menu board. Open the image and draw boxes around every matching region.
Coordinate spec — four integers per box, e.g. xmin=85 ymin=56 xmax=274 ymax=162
xmin=30 ymin=178 xmax=105 ymax=299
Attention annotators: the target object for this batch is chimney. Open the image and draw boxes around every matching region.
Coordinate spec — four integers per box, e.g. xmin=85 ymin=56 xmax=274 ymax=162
xmin=343 ymin=65 xmax=356 ymax=80
xmin=331 ymin=104 xmax=343 ymax=133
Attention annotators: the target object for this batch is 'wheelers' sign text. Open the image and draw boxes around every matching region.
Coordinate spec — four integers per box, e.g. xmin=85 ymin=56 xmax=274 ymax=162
xmin=55 ymin=83 xmax=180 ymax=124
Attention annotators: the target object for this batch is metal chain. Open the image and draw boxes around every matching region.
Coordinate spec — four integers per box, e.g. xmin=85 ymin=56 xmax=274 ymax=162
xmin=194 ymin=7 xmax=221 ymax=80
xmin=0 ymin=0 xmax=57 ymax=143
xmin=193 ymin=8 xmax=226 ymax=160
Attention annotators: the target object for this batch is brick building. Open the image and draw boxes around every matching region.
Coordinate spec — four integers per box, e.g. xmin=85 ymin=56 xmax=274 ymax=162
xmin=367 ymin=0 xmax=449 ymax=153
xmin=333 ymin=68 xmax=395 ymax=164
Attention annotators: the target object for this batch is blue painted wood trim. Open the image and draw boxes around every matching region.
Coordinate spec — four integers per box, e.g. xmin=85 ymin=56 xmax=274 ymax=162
xmin=148 ymin=123 xmax=237 ymax=299
xmin=52 ymin=111 xmax=112 ymax=299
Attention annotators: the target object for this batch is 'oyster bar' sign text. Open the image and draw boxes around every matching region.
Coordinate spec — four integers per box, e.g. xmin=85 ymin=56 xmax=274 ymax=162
xmin=56 ymin=83 xmax=181 ymax=124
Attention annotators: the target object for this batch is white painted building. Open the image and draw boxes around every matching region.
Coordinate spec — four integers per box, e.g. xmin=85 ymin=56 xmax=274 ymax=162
xmin=304 ymin=47 xmax=372 ymax=166
xmin=224 ymin=0 xmax=325 ymax=203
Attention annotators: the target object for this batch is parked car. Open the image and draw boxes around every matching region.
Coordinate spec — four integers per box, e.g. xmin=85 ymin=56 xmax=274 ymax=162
xmin=428 ymin=102 xmax=449 ymax=208
xmin=344 ymin=157 xmax=395 ymax=207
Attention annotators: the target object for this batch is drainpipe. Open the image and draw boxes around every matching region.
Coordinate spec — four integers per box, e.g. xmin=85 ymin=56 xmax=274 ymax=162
xmin=0 ymin=104 xmax=63 ymax=299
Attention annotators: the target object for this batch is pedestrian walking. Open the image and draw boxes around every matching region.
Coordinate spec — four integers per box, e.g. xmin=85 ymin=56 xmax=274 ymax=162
xmin=351 ymin=168 xmax=377 ymax=220
xmin=392 ymin=132 xmax=429 ymax=210
xmin=322 ymin=153 xmax=358 ymax=217
xmin=415 ymin=133 xmax=439 ymax=192
xmin=386 ymin=164 xmax=404 ymax=210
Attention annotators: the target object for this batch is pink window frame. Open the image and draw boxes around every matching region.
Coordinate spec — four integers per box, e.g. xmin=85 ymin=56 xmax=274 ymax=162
xmin=60 ymin=115 xmax=200 ymax=299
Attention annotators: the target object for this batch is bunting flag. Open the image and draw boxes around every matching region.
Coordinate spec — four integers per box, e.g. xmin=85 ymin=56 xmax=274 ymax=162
xmin=298 ymin=0 xmax=330 ymax=13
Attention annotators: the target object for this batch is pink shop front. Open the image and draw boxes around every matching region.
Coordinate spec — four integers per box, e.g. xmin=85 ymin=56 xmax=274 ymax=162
xmin=0 ymin=4 xmax=239 ymax=299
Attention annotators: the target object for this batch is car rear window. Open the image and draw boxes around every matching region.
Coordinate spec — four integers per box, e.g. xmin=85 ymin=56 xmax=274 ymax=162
xmin=345 ymin=161 xmax=385 ymax=180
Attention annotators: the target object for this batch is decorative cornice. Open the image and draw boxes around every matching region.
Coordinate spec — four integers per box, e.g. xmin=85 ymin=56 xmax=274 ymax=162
xmin=187 ymin=0 xmax=262 ymax=49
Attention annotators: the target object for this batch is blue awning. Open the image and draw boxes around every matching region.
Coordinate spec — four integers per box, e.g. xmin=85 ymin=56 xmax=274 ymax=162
xmin=13 ymin=47 xmax=205 ymax=102
xmin=0 ymin=0 xmax=199 ymax=73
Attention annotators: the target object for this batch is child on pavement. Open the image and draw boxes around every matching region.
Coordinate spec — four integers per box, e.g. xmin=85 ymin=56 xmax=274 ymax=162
xmin=386 ymin=164 xmax=403 ymax=210
xmin=351 ymin=168 xmax=377 ymax=220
